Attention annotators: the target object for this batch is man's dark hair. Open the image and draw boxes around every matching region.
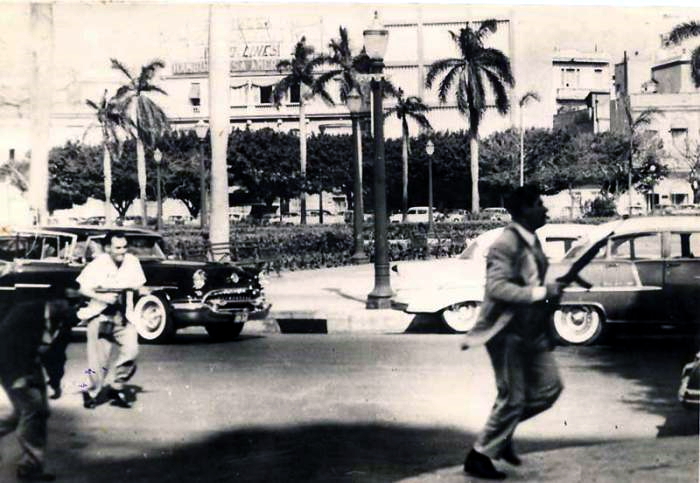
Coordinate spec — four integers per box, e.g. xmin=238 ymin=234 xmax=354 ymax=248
xmin=503 ymin=185 xmax=541 ymax=218
xmin=102 ymin=230 xmax=128 ymax=247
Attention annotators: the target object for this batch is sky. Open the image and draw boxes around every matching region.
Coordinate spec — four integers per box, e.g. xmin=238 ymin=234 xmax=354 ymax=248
xmin=1 ymin=1 xmax=699 ymax=128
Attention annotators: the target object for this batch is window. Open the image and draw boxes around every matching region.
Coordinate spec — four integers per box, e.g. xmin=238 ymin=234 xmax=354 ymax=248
xmin=562 ymin=68 xmax=578 ymax=87
xmin=671 ymin=128 xmax=688 ymax=149
xmin=669 ymin=232 xmax=700 ymax=258
xmin=671 ymin=193 xmax=688 ymax=205
xmin=259 ymin=85 xmax=273 ymax=104
xmin=609 ymin=233 xmax=661 ymax=260
xmin=290 ymin=83 xmax=301 ymax=103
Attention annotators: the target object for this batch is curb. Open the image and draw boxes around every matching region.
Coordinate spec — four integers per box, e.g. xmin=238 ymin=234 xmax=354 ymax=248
xmin=246 ymin=308 xmax=414 ymax=334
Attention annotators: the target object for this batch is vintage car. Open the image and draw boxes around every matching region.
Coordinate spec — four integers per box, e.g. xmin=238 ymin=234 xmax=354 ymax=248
xmin=0 ymin=226 xmax=270 ymax=343
xmin=391 ymin=223 xmax=590 ymax=332
xmin=547 ymin=215 xmax=700 ymax=345
xmin=679 ymin=351 xmax=700 ymax=409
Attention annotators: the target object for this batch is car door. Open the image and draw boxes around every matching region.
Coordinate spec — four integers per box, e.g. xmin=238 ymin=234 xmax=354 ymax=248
xmin=665 ymin=230 xmax=700 ymax=324
xmin=599 ymin=232 xmax=665 ymax=322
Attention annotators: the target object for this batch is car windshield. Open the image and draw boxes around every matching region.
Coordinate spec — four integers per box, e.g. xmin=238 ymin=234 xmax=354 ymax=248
xmin=0 ymin=232 xmax=75 ymax=262
xmin=76 ymin=235 xmax=166 ymax=261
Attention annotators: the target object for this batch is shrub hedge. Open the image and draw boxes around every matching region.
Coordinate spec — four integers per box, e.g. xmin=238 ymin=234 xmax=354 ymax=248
xmin=160 ymin=218 xmax=612 ymax=273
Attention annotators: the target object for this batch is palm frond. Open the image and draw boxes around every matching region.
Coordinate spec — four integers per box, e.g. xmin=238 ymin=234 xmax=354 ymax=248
xmin=437 ymin=65 xmax=462 ymax=103
xmin=140 ymin=85 xmax=168 ymax=96
xmin=632 ymin=107 xmax=663 ymax=130
xmin=482 ymin=68 xmax=510 ymax=115
xmin=667 ymin=21 xmax=700 ymax=44
xmin=476 ymin=19 xmax=499 ymax=39
xmin=519 ymin=90 xmax=540 ymax=107
xmin=691 ymin=44 xmax=700 ymax=88
xmin=272 ymin=76 xmax=292 ymax=106
xmin=136 ymin=96 xmax=169 ymax=147
xmin=425 ymin=58 xmax=460 ymax=88
xmin=110 ymin=58 xmax=134 ymax=82
xmin=85 ymin=99 xmax=100 ymax=111
xmin=478 ymin=48 xmax=515 ymax=86
xmin=276 ymin=59 xmax=293 ymax=72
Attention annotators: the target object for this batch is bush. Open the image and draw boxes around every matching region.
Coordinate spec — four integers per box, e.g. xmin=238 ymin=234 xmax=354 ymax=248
xmin=161 ymin=220 xmax=505 ymax=273
xmin=586 ymin=196 xmax=617 ymax=217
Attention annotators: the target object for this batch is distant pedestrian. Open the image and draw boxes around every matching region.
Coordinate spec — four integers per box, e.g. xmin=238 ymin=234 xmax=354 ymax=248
xmin=461 ymin=185 xmax=564 ymax=480
xmin=0 ymin=297 xmax=66 ymax=481
xmin=76 ymin=230 xmax=146 ymax=409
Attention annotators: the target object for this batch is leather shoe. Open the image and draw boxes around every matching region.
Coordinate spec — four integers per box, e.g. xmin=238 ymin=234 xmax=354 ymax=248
xmin=463 ymin=449 xmax=506 ymax=480
xmin=499 ymin=443 xmax=522 ymax=466
xmin=110 ymin=388 xmax=132 ymax=409
xmin=82 ymin=391 xmax=97 ymax=409
xmin=17 ymin=466 xmax=56 ymax=481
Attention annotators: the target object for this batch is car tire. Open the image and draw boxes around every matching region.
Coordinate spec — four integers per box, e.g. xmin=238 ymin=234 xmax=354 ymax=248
xmin=552 ymin=305 xmax=604 ymax=345
xmin=440 ymin=302 xmax=480 ymax=333
xmin=205 ymin=323 xmax=244 ymax=341
xmin=132 ymin=294 xmax=175 ymax=344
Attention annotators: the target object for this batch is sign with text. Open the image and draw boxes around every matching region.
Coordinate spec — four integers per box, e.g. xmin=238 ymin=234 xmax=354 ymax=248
xmin=173 ymin=42 xmax=281 ymax=75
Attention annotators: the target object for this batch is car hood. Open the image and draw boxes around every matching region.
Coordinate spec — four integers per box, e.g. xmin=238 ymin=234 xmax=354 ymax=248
xmin=140 ymin=259 xmax=259 ymax=293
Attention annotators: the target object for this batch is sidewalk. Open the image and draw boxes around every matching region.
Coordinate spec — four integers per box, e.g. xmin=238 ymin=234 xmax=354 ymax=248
xmin=399 ymin=436 xmax=698 ymax=482
xmin=248 ymin=263 xmax=416 ymax=334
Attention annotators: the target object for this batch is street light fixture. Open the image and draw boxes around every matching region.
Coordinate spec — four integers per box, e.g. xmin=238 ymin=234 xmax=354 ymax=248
xmin=364 ymin=11 xmax=392 ymax=309
xmin=194 ymin=120 xmax=208 ymax=230
xmin=154 ymin=148 xmax=163 ymax=231
xmin=425 ymin=139 xmax=435 ymax=239
xmin=347 ymin=87 xmax=369 ymax=265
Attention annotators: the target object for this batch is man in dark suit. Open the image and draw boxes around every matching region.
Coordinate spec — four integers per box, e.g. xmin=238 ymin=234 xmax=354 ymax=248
xmin=461 ymin=185 xmax=565 ymax=480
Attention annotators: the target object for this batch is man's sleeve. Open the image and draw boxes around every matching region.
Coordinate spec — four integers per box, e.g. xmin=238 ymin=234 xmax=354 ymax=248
xmin=127 ymin=255 xmax=147 ymax=288
xmin=76 ymin=260 xmax=97 ymax=289
xmin=485 ymin=242 xmax=540 ymax=304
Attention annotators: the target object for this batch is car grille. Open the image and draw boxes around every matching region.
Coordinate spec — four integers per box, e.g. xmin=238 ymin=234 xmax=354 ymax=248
xmin=203 ymin=288 xmax=257 ymax=313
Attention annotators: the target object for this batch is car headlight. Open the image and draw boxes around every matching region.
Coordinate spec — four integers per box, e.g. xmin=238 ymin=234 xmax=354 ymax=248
xmin=193 ymin=269 xmax=207 ymax=290
xmin=228 ymin=271 xmax=240 ymax=284
xmin=257 ymin=272 xmax=269 ymax=288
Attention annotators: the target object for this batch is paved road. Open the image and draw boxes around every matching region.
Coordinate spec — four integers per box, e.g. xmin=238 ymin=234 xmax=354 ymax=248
xmin=1 ymin=331 xmax=697 ymax=482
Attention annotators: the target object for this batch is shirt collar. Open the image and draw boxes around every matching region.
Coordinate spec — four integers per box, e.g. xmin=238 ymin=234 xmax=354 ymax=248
xmin=511 ymin=222 xmax=538 ymax=248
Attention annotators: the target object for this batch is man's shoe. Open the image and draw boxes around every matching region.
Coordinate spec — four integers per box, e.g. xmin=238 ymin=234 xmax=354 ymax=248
xmin=17 ymin=466 xmax=56 ymax=481
xmin=82 ymin=391 xmax=97 ymax=409
xmin=463 ymin=449 xmax=507 ymax=480
xmin=110 ymin=388 xmax=132 ymax=409
xmin=499 ymin=443 xmax=522 ymax=466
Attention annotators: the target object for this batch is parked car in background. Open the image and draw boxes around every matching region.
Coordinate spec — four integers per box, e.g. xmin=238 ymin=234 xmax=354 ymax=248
xmin=669 ymin=204 xmax=700 ymax=215
xmin=547 ymin=215 xmax=700 ymax=345
xmin=482 ymin=207 xmax=511 ymax=222
xmin=391 ymin=223 xmax=590 ymax=332
xmin=307 ymin=209 xmax=344 ymax=224
xmin=281 ymin=212 xmax=301 ymax=225
xmin=389 ymin=206 xmax=443 ymax=223
xmin=445 ymin=209 xmax=467 ymax=222
xmin=81 ymin=216 xmax=106 ymax=226
xmin=0 ymin=226 xmax=270 ymax=343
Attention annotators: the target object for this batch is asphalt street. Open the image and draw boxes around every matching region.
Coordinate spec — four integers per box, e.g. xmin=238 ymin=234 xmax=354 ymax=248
xmin=0 ymin=330 xmax=698 ymax=482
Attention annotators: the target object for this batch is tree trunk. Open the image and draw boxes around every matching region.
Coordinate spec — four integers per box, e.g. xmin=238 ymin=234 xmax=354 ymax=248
xmin=136 ymin=137 xmax=147 ymax=226
xmin=318 ymin=190 xmax=323 ymax=224
xmin=469 ymin=131 xmax=480 ymax=214
xmin=29 ymin=2 xmax=53 ymax=225
xmin=299 ymin=95 xmax=307 ymax=225
xmin=208 ymin=3 xmax=231 ymax=259
xmin=402 ymin=129 xmax=408 ymax=222
xmin=103 ymin=143 xmax=113 ymax=224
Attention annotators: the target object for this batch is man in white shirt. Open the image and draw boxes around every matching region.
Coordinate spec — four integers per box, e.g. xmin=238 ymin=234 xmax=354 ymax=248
xmin=76 ymin=230 xmax=146 ymax=409
xmin=461 ymin=186 xmax=565 ymax=480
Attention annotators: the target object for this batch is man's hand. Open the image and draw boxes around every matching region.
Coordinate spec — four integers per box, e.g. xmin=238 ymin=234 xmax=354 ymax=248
xmin=98 ymin=292 xmax=119 ymax=305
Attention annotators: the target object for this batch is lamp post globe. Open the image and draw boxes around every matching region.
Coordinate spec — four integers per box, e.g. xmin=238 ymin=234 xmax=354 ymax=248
xmin=363 ymin=12 xmax=392 ymax=309
xmin=426 ymin=139 xmax=435 ymax=243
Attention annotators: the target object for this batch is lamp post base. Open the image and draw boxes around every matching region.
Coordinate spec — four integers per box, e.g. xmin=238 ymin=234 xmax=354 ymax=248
xmin=366 ymin=292 xmax=393 ymax=309
xmin=350 ymin=252 xmax=369 ymax=265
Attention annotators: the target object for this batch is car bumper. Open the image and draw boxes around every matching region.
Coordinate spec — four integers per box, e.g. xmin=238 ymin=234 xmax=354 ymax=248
xmin=171 ymin=301 xmax=271 ymax=325
xmin=678 ymin=358 xmax=700 ymax=408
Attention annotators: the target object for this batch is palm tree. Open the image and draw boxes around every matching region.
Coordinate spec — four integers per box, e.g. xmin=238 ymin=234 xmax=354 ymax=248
xmin=426 ymin=20 xmax=514 ymax=214
xmin=621 ymin=94 xmax=663 ymax=213
xmin=273 ymin=37 xmax=333 ymax=224
xmin=111 ymin=58 xmax=170 ymax=226
xmin=667 ymin=21 xmax=700 ymax=87
xmin=518 ymin=91 xmax=540 ymax=187
xmin=384 ymin=88 xmax=432 ymax=221
xmin=85 ymin=89 xmax=134 ymax=224
xmin=316 ymin=26 xmax=366 ymax=103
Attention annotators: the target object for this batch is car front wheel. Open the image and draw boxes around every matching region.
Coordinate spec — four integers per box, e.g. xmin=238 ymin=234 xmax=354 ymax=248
xmin=132 ymin=294 xmax=175 ymax=344
xmin=440 ymin=302 xmax=480 ymax=333
xmin=552 ymin=305 xmax=604 ymax=345
xmin=205 ymin=323 xmax=244 ymax=341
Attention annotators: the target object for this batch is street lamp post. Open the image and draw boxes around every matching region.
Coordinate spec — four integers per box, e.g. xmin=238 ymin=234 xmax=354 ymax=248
xmin=154 ymin=148 xmax=163 ymax=231
xmin=194 ymin=120 xmax=208 ymax=230
xmin=426 ymin=139 xmax=435 ymax=238
xmin=347 ymin=87 xmax=369 ymax=265
xmin=364 ymin=11 xmax=392 ymax=309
